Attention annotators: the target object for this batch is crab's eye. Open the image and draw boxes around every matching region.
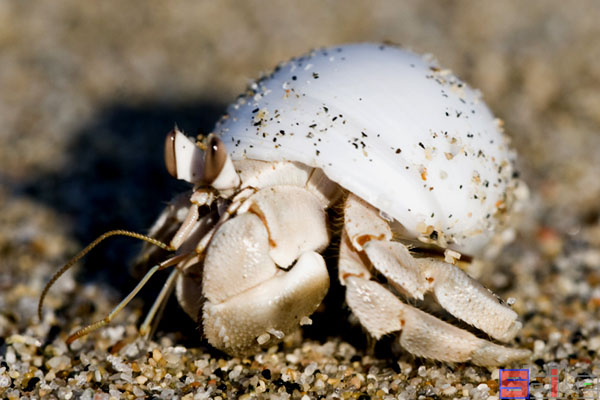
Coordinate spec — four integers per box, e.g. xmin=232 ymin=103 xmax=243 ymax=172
xmin=204 ymin=134 xmax=227 ymax=184
xmin=164 ymin=129 xmax=178 ymax=178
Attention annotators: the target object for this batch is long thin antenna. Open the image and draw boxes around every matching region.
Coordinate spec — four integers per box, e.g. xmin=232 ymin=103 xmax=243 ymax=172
xmin=38 ymin=230 xmax=174 ymax=322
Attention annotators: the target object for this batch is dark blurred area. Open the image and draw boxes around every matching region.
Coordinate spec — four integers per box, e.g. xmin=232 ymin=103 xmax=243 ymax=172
xmin=19 ymin=101 xmax=224 ymax=289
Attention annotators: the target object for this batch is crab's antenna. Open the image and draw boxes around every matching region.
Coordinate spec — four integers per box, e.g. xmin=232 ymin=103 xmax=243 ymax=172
xmin=65 ymin=252 xmax=188 ymax=345
xmin=38 ymin=230 xmax=174 ymax=322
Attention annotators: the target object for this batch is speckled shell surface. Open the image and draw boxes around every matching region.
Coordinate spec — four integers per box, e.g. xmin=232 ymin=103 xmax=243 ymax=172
xmin=213 ymin=43 xmax=518 ymax=255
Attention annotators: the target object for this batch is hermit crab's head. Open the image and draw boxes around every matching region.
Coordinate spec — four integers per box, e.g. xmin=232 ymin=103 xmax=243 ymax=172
xmin=164 ymin=128 xmax=239 ymax=192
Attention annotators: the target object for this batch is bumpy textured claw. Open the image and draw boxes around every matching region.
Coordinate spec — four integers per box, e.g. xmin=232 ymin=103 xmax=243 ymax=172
xmin=198 ymin=184 xmax=332 ymax=355
xmin=203 ymin=251 xmax=329 ymax=355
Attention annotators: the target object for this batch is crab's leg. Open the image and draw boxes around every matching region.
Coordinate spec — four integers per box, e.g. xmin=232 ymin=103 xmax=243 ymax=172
xmin=66 ymin=252 xmax=188 ymax=344
xmin=343 ymin=193 xmax=523 ymax=342
xmin=132 ymin=192 xmax=192 ymax=276
xmin=139 ymin=268 xmax=179 ymax=338
xmin=139 ymin=207 xmax=220 ymax=337
xmin=339 ymin=230 xmax=530 ymax=366
xmin=199 ymin=185 xmax=332 ymax=356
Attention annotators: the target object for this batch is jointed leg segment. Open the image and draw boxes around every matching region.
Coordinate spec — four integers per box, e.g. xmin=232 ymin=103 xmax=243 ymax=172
xmin=65 ymin=253 xmax=186 ymax=344
xmin=339 ymin=194 xmax=530 ymax=365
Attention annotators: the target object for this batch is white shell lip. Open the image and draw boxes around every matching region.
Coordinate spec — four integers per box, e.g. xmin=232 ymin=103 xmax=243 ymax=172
xmin=213 ymin=43 xmax=520 ymax=256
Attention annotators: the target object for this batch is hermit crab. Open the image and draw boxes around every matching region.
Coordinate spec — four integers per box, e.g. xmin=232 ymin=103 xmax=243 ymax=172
xmin=39 ymin=43 xmax=531 ymax=366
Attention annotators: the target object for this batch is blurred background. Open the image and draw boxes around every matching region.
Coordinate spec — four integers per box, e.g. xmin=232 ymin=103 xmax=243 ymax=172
xmin=1 ymin=0 xmax=600 ymax=386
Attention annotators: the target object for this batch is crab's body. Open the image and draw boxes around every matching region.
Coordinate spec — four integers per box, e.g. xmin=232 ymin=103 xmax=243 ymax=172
xmin=41 ymin=44 xmax=530 ymax=366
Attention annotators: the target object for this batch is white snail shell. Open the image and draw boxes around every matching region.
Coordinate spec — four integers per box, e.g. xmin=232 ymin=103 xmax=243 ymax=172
xmin=214 ymin=43 xmax=520 ymax=255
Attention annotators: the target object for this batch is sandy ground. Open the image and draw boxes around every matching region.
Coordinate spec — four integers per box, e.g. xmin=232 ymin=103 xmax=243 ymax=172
xmin=2 ymin=1 xmax=600 ymax=399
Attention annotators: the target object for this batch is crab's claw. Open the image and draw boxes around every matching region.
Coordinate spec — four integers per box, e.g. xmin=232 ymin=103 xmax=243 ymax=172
xmin=203 ymin=248 xmax=329 ymax=355
xmin=193 ymin=185 xmax=330 ymax=355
